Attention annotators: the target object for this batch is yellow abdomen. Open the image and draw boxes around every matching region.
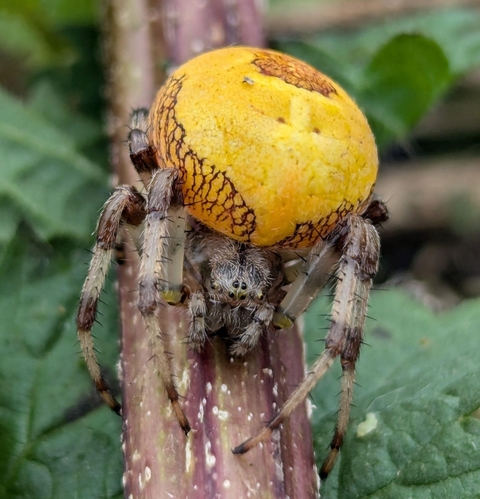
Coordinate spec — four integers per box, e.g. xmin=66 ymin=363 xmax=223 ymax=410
xmin=149 ymin=46 xmax=377 ymax=248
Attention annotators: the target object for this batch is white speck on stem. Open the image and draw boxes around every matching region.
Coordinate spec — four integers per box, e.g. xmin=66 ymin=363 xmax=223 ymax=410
xmin=144 ymin=466 xmax=151 ymax=482
xmin=178 ymin=364 xmax=190 ymax=392
xmin=275 ymin=460 xmax=284 ymax=482
xmin=198 ymin=401 xmax=204 ymax=423
xmin=116 ymin=360 xmax=123 ymax=381
xmin=273 ymin=382 xmax=278 ymax=397
xmin=205 ymin=440 xmax=216 ymax=467
xmin=221 ymin=383 xmax=228 ymax=393
xmin=217 ymin=409 xmax=229 ymax=421
xmin=223 ymin=479 xmax=231 ymax=489
xmin=206 ymin=382 xmax=212 ymax=393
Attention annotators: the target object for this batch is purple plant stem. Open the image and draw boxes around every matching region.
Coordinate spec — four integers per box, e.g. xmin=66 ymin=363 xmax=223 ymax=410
xmin=102 ymin=0 xmax=318 ymax=496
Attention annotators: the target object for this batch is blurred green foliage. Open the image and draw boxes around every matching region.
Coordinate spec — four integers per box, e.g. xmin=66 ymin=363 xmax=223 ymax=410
xmin=0 ymin=1 xmax=479 ymax=497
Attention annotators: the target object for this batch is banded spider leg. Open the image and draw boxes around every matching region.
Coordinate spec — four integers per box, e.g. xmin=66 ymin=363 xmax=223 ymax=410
xmin=76 ymin=108 xmax=191 ymax=433
xmin=234 ymin=201 xmax=386 ymax=479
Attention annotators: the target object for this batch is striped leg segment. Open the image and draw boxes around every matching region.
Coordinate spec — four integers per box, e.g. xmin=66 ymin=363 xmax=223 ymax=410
xmin=234 ymin=213 xmax=380 ymax=480
xmin=137 ymin=167 xmax=190 ymax=434
xmin=319 ymin=213 xmax=380 ymax=478
xmin=128 ymin=108 xmax=158 ymax=189
xmin=76 ymin=186 xmax=146 ymax=413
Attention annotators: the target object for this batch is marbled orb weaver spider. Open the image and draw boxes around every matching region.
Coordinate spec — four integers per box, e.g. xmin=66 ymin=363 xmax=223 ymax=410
xmin=76 ymin=46 xmax=388 ymax=478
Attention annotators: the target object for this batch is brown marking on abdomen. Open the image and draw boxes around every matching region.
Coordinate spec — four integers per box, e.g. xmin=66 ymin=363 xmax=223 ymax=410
xmin=252 ymin=50 xmax=337 ymax=97
xmin=150 ymin=76 xmax=257 ymax=241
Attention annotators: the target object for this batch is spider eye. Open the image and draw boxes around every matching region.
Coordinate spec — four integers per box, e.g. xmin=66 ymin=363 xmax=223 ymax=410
xmin=240 ymin=295 xmax=246 ymax=300
xmin=210 ymin=280 xmax=218 ymax=289
xmin=228 ymin=291 xmax=235 ymax=299
xmin=240 ymin=282 xmax=247 ymax=290
xmin=233 ymin=280 xmax=239 ymax=288
xmin=257 ymin=292 xmax=265 ymax=300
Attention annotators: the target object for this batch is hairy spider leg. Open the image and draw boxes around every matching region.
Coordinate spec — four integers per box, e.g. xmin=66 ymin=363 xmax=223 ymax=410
xmin=319 ymin=213 xmax=380 ymax=478
xmin=75 ymin=108 xmax=154 ymax=414
xmin=188 ymin=291 xmax=209 ymax=351
xmin=233 ymin=210 xmax=380 ymax=480
xmin=76 ymin=186 xmax=147 ymax=413
xmin=229 ymin=302 xmax=276 ymax=357
xmin=129 ymin=108 xmax=187 ymax=303
xmin=137 ymin=166 xmax=190 ymax=434
xmin=128 ymin=108 xmax=191 ymax=434
xmin=128 ymin=107 xmax=158 ymax=189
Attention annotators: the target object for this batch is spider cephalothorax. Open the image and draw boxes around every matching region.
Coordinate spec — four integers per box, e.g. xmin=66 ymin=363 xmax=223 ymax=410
xmin=208 ymin=240 xmax=275 ymax=304
xmin=76 ymin=46 xmax=388 ymax=478
xmin=184 ymin=228 xmax=286 ymax=355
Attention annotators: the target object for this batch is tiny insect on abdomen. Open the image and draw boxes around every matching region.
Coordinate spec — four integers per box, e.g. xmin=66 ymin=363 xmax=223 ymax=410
xmin=148 ymin=46 xmax=378 ymax=247
xmin=76 ymin=45 xmax=388 ymax=482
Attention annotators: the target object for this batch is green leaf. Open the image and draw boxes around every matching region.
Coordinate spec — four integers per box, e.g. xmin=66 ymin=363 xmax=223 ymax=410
xmin=0 ymin=88 xmax=107 ymax=243
xmin=0 ymin=233 xmax=122 ymax=499
xmin=306 ymin=290 xmax=480 ymax=498
xmin=358 ymin=34 xmax=452 ymax=146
